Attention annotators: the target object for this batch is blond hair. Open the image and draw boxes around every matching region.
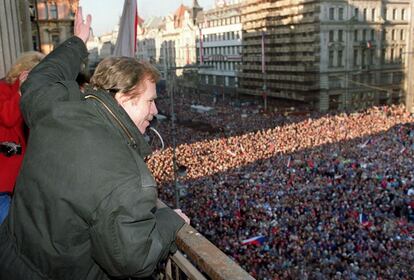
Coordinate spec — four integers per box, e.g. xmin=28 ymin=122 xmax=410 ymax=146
xmin=5 ymin=51 xmax=45 ymax=84
xmin=90 ymin=57 xmax=160 ymax=98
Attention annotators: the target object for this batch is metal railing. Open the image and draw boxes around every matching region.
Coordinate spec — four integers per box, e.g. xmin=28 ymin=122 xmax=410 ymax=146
xmin=165 ymin=223 xmax=255 ymax=280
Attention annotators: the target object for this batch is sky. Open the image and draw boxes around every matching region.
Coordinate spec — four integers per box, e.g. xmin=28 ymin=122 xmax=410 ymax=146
xmin=80 ymin=0 xmax=216 ymax=36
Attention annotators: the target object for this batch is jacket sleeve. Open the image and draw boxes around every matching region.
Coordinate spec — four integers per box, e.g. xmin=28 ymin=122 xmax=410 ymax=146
xmin=90 ymin=182 xmax=185 ymax=278
xmin=19 ymin=36 xmax=88 ymax=127
xmin=0 ymin=86 xmax=22 ymax=127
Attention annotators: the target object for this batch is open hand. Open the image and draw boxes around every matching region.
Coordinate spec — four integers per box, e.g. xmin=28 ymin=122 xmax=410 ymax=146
xmin=174 ymin=209 xmax=190 ymax=224
xmin=74 ymin=7 xmax=92 ymax=43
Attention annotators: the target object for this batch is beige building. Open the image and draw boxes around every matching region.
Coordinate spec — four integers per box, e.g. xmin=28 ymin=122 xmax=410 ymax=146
xmin=30 ymin=0 xmax=78 ymax=54
xmin=136 ymin=1 xmax=202 ymax=82
xmin=239 ymin=0 xmax=411 ymax=111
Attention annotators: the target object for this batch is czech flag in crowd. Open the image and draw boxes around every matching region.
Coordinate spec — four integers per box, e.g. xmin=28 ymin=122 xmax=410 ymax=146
xmin=241 ymin=235 xmax=267 ymax=246
xmin=359 ymin=213 xmax=373 ymax=228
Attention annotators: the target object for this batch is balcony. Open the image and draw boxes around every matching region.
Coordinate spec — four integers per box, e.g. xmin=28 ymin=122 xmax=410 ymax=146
xmin=159 ymin=202 xmax=254 ymax=280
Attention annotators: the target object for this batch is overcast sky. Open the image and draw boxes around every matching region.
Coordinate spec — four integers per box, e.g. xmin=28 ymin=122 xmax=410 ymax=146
xmin=79 ymin=0 xmax=216 ymax=36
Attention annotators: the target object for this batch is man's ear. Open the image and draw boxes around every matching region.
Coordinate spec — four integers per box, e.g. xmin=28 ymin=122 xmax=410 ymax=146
xmin=114 ymin=92 xmax=127 ymax=105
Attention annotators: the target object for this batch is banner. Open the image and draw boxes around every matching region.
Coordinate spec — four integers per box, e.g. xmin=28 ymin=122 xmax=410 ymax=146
xmin=241 ymin=235 xmax=266 ymax=246
xmin=113 ymin=0 xmax=138 ymax=57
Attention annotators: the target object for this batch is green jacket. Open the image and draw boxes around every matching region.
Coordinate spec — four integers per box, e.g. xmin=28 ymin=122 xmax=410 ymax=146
xmin=0 ymin=37 xmax=184 ymax=279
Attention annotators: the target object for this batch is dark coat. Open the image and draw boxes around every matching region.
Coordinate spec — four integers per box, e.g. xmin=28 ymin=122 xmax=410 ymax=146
xmin=0 ymin=37 xmax=184 ymax=280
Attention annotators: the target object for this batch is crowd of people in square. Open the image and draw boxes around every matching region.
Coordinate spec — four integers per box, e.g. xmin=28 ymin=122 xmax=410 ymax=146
xmin=148 ymin=94 xmax=414 ymax=279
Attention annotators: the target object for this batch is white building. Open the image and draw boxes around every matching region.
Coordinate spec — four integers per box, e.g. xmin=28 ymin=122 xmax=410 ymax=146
xmin=320 ymin=0 xmax=411 ymax=110
xmin=136 ymin=16 xmax=163 ymax=64
xmin=196 ymin=0 xmax=243 ymax=93
xmin=136 ymin=1 xmax=202 ymax=81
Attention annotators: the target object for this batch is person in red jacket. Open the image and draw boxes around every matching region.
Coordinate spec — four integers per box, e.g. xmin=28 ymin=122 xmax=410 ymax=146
xmin=0 ymin=51 xmax=44 ymax=223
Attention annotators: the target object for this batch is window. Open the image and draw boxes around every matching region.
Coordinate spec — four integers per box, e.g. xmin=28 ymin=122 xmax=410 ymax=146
xmin=383 ymin=8 xmax=387 ymax=20
xmin=390 ymin=48 xmax=394 ymax=62
xmin=354 ymin=8 xmax=359 ymax=20
xmin=37 ymin=1 xmax=48 ymax=19
xmin=338 ymin=8 xmax=344 ymax=20
xmin=363 ymin=29 xmax=367 ymax=41
xmin=363 ymin=8 xmax=367 ymax=21
xmin=402 ymin=9 xmax=405 ymax=20
xmin=338 ymin=30 xmax=343 ymax=42
xmin=49 ymin=2 xmax=57 ymax=19
xmin=399 ymin=48 xmax=404 ymax=62
xmin=371 ymin=30 xmax=375 ymax=41
xmin=329 ymin=8 xmax=335 ymax=20
xmin=353 ymin=49 xmax=359 ymax=66
xmin=361 ymin=49 xmax=366 ymax=66
xmin=400 ymin=30 xmax=405 ymax=40
xmin=354 ymin=30 xmax=359 ymax=42
xmin=369 ymin=49 xmax=375 ymax=65
xmin=52 ymin=34 xmax=60 ymax=49
xmin=329 ymin=30 xmax=334 ymax=42
xmin=329 ymin=50 xmax=334 ymax=67
xmin=371 ymin=8 xmax=375 ymax=21
xmin=391 ymin=30 xmax=395 ymax=41
xmin=338 ymin=50 xmax=343 ymax=67
xmin=392 ymin=9 xmax=396 ymax=20
xmin=381 ymin=48 xmax=386 ymax=64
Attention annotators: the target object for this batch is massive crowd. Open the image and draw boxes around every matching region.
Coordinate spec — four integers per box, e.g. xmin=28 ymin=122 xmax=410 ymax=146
xmin=147 ymin=94 xmax=414 ymax=279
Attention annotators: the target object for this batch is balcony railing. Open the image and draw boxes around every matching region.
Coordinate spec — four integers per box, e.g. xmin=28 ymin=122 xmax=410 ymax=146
xmin=165 ymin=223 xmax=255 ymax=280
xmin=157 ymin=200 xmax=253 ymax=280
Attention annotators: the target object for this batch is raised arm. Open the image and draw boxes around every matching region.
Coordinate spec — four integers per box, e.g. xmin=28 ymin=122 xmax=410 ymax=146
xmin=19 ymin=7 xmax=91 ymax=127
xmin=74 ymin=7 xmax=92 ymax=44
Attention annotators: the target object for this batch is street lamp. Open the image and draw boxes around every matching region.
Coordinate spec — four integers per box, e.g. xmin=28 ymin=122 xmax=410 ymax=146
xmin=168 ymin=68 xmax=181 ymax=209
xmin=168 ymin=65 xmax=212 ymax=208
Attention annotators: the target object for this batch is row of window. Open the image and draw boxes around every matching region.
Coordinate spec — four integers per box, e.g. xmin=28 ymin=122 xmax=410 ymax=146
xmin=203 ymin=61 xmax=241 ymax=72
xmin=201 ymin=31 xmax=241 ymax=42
xmin=199 ymin=15 xmax=241 ymax=29
xmin=328 ymin=29 xmax=406 ymax=42
xmin=202 ymin=46 xmax=242 ymax=56
xmin=328 ymin=47 xmax=405 ymax=68
xmin=327 ymin=6 xmax=406 ymax=22
xmin=37 ymin=1 xmax=59 ymax=20
xmin=329 ymin=72 xmax=402 ymax=90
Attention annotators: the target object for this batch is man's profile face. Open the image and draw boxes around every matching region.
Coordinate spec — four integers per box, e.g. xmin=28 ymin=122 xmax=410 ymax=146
xmin=116 ymin=79 xmax=158 ymax=134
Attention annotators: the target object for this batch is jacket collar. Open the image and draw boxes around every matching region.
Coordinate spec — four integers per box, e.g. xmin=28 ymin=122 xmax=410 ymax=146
xmin=83 ymin=85 xmax=152 ymax=158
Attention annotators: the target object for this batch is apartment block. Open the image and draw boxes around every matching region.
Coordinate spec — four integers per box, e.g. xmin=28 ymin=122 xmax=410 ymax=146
xmin=239 ymin=0 xmax=411 ymax=111
xmin=196 ymin=0 xmax=243 ymax=95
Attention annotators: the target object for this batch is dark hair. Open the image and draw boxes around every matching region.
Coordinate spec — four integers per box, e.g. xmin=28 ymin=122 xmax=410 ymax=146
xmin=90 ymin=57 xmax=160 ymax=98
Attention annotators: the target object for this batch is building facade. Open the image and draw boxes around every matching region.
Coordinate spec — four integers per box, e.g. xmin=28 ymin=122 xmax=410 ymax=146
xmin=30 ymin=0 xmax=78 ymax=54
xmin=196 ymin=0 xmax=243 ymax=96
xmin=404 ymin=0 xmax=414 ymax=112
xmin=135 ymin=1 xmax=201 ymax=88
xmin=321 ymin=0 xmax=410 ymax=111
xmin=0 ymin=0 xmax=32 ymax=78
xmin=239 ymin=0 xmax=411 ymax=111
xmin=136 ymin=16 xmax=163 ymax=63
